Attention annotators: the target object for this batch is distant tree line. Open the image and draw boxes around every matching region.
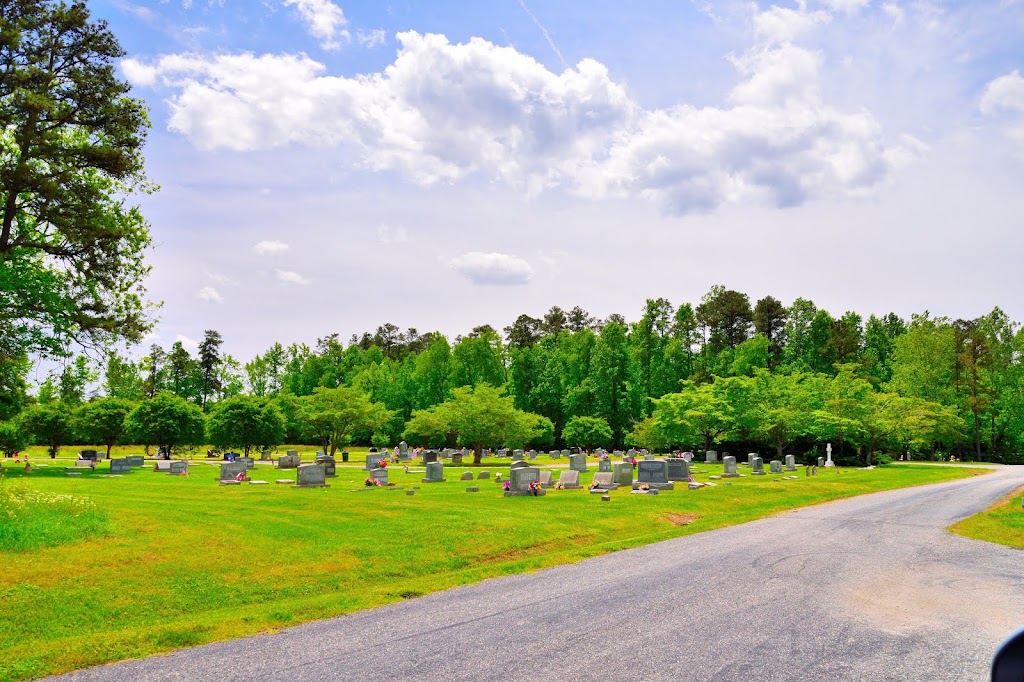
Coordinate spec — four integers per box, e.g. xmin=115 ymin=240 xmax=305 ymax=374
xmin=3 ymin=287 xmax=1023 ymax=464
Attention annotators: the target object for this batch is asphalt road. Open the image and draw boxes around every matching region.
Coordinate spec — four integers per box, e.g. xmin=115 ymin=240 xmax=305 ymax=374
xmin=52 ymin=466 xmax=1024 ymax=682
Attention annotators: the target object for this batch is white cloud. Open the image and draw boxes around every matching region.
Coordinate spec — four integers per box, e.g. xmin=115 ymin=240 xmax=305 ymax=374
xmin=125 ymin=30 xmax=901 ymax=214
xmin=282 ymin=0 xmax=349 ymax=50
xmin=175 ymin=334 xmax=199 ymax=350
xmin=254 ymin=240 xmax=289 ymax=255
xmin=980 ymin=70 xmax=1024 ymax=141
xmin=357 ymin=29 xmax=387 ymax=48
xmin=753 ymin=6 xmax=830 ymax=44
xmin=376 ymin=224 xmax=408 ymax=244
xmin=449 ymin=252 xmax=533 ymax=286
xmin=881 ymin=3 xmax=904 ymax=26
xmin=816 ymin=0 xmax=870 ymax=14
xmin=276 ymin=269 xmax=310 ymax=285
xmin=197 ymin=286 xmax=223 ymax=302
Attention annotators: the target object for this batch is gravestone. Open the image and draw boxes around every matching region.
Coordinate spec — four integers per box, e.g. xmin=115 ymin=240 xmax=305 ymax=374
xmin=751 ymin=457 xmax=765 ymax=476
xmin=109 ymin=458 xmax=131 ymax=474
xmin=591 ymin=472 xmax=615 ymax=490
xmin=422 ymin=451 xmax=439 ymax=465
xmin=125 ymin=455 xmax=144 ymax=468
xmin=770 ymin=460 xmax=782 ymax=474
xmin=478 ymin=471 xmax=490 ymax=479
xmin=287 ymin=450 xmax=299 ymax=458
xmin=705 ymin=450 xmax=719 ymax=464
xmin=239 ymin=456 xmax=255 ymax=470
xmin=665 ymin=458 xmax=690 ymax=481
xmin=399 ymin=441 xmax=410 ymax=461
xmin=220 ymin=462 xmax=248 ymax=482
xmin=261 ymin=449 xmax=272 ymax=461
xmin=278 ymin=453 xmax=300 ymax=469
xmin=556 ymin=469 xmax=581 ymax=489
xmin=504 ymin=466 xmax=545 ymax=496
xmin=549 ymin=450 xmax=561 ymax=458
xmin=613 ymin=462 xmax=634 ymax=487
xmin=460 ymin=472 xmax=473 ymax=481
xmin=371 ymin=467 xmax=389 ymax=485
xmin=626 ymin=449 xmax=636 ymax=459
xmin=78 ymin=450 xmax=98 ymax=461
xmin=785 ymin=454 xmax=797 ymax=471
xmin=722 ymin=456 xmax=738 ymax=478
xmin=569 ymin=454 xmax=588 ymax=472
xmin=512 ymin=449 xmax=524 ymax=461
xmin=510 ymin=460 xmax=529 ymax=470
xmin=598 ymin=458 xmax=612 ymax=473
xmin=315 ymin=455 xmax=337 ymax=477
xmin=682 ymin=452 xmax=693 ymax=463
xmin=451 ymin=452 xmax=463 ymax=466
xmin=365 ymin=454 xmax=387 ymax=470
xmin=539 ymin=471 xmax=553 ymax=488
xmin=168 ymin=461 xmax=187 ymax=475
xmin=634 ymin=460 xmax=674 ymax=490
xmin=747 ymin=453 xmax=757 ymax=466
xmin=422 ymin=461 xmax=445 ymax=483
xmin=296 ymin=464 xmax=328 ymax=488
xmin=812 ymin=466 xmax=818 ymax=476
xmin=528 ymin=450 xmax=538 ymax=460
xmin=817 ymin=457 xmax=825 ymax=468
xmin=639 ymin=449 xmax=649 ymax=457
xmin=644 ymin=454 xmax=655 ymax=461
xmin=805 ymin=466 xmax=811 ymax=477
xmin=154 ymin=460 xmax=172 ymax=472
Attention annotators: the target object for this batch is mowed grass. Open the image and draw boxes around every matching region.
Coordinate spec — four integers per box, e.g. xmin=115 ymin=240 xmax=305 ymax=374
xmin=948 ymin=485 xmax=1024 ymax=549
xmin=0 ymin=456 xmax=984 ymax=681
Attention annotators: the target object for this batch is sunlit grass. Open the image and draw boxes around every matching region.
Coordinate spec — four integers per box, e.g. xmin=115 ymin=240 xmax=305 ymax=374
xmin=0 ymin=476 xmax=109 ymax=552
xmin=0 ymin=458 xmax=983 ymax=681
xmin=948 ymin=485 xmax=1024 ymax=549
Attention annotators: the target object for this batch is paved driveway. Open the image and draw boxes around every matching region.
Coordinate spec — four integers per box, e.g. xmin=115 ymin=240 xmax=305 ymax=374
xmin=53 ymin=466 xmax=1024 ymax=681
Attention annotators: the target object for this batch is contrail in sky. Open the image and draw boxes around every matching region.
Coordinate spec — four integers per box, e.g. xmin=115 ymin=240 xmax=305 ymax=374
xmin=516 ymin=0 xmax=570 ymax=70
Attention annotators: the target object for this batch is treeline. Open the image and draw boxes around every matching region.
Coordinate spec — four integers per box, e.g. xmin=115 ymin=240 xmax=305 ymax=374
xmin=4 ymin=286 xmax=1023 ymax=463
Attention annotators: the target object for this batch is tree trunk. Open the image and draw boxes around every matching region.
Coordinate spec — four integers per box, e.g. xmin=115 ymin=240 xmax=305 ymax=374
xmin=473 ymin=444 xmax=483 ymax=465
xmin=105 ymin=443 xmax=113 ymax=459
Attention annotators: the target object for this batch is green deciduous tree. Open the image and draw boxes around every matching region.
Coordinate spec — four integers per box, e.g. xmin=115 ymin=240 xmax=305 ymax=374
xmin=206 ymin=395 xmax=285 ymax=457
xmin=125 ymin=392 xmax=205 ymax=458
xmin=561 ymin=415 xmax=612 ymax=452
xmin=1 ymin=0 xmax=155 ymax=359
xmin=298 ymin=386 xmax=392 ymax=457
xmin=73 ymin=396 xmax=133 ymax=459
xmin=19 ymin=402 xmax=72 ymax=457
xmin=403 ymin=384 xmax=550 ymax=463
xmin=0 ymin=419 xmax=29 ymax=456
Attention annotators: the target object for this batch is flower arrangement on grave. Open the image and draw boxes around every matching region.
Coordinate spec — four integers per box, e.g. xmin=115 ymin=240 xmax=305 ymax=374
xmin=588 ymin=481 xmax=602 ymax=490
xmin=554 ymin=481 xmax=564 ymax=490
xmin=364 ymin=477 xmax=382 ymax=487
xmin=502 ymin=480 xmax=510 ymax=491
xmin=377 ymin=459 xmax=388 ymax=468
xmin=638 ymin=482 xmax=650 ymax=491
xmin=529 ymin=481 xmax=541 ymax=496
xmin=629 ymin=458 xmax=638 ymax=467
xmin=600 ymin=453 xmax=609 ymax=460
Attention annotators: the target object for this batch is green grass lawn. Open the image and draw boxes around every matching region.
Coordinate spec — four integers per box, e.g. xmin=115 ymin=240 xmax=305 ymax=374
xmin=0 ymin=454 xmax=985 ymax=681
xmin=948 ymin=485 xmax=1024 ymax=549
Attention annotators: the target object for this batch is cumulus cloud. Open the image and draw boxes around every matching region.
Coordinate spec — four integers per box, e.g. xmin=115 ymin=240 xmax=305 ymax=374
xmin=124 ymin=29 xmax=902 ymax=214
xmin=980 ymin=70 xmax=1024 ymax=141
xmin=816 ymin=0 xmax=869 ymax=14
xmin=276 ymin=269 xmax=310 ymax=285
xmin=175 ymin=334 xmax=199 ymax=350
xmin=357 ymin=29 xmax=387 ymax=48
xmin=449 ymin=252 xmax=533 ymax=286
xmin=197 ymin=286 xmax=223 ymax=302
xmin=753 ymin=5 xmax=830 ymax=44
xmin=282 ymin=0 xmax=349 ymax=50
xmin=254 ymin=240 xmax=289 ymax=255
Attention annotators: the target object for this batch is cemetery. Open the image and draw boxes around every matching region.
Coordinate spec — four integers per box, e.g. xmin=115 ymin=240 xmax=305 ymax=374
xmin=0 ymin=444 xmax=992 ymax=680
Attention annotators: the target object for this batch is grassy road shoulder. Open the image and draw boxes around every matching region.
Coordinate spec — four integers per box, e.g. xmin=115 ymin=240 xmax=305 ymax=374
xmin=948 ymin=484 xmax=1024 ymax=549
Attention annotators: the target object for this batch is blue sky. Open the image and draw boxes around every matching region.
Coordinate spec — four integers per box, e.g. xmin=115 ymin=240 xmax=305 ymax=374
xmin=85 ymin=0 xmax=1024 ymax=362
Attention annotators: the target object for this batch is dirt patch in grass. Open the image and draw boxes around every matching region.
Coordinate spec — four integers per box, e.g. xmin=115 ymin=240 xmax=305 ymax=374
xmin=664 ymin=513 xmax=699 ymax=526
